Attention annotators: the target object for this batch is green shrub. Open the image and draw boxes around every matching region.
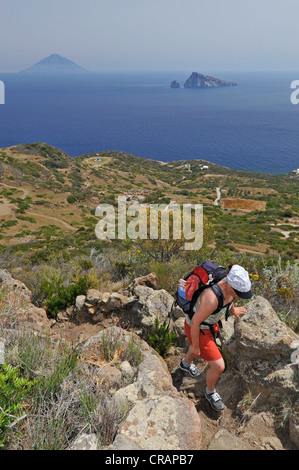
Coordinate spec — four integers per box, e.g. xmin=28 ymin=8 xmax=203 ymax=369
xmin=17 ymin=201 xmax=31 ymax=211
xmin=149 ymin=258 xmax=186 ymax=294
xmin=44 ymin=159 xmax=68 ymax=170
xmin=16 ymin=215 xmax=37 ymax=223
xmin=147 ymin=318 xmax=177 ymax=358
xmin=67 ymin=194 xmax=77 ymax=204
xmin=0 ymin=364 xmax=34 ymax=447
xmin=0 ymin=220 xmax=18 ymax=229
xmin=45 ymin=276 xmax=89 ymax=318
xmin=67 ymin=193 xmax=85 ymax=204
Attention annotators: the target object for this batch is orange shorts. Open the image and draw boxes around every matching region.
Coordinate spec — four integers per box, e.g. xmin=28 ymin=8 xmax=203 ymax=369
xmin=184 ymin=320 xmax=222 ymax=362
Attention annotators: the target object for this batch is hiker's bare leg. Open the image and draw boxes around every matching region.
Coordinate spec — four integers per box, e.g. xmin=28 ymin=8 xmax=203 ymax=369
xmin=206 ymin=358 xmax=225 ymax=391
xmin=184 ymin=345 xmax=194 ymax=365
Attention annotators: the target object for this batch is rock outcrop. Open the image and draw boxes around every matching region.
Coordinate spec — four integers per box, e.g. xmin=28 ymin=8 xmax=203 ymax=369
xmin=79 ymin=327 xmax=202 ymax=450
xmin=170 ymin=80 xmax=180 ymax=88
xmin=130 ymin=285 xmax=174 ymax=329
xmin=70 ymin=277 xmax=188 ymax=346
xmin=226 ymin=296 xmax=299 ymax=401
xmin=60 ymin=273 xmax=185 ymax=336
xmin=219 ymin=296 xmax=299 ymax=449
xmin=0 ymin=269 xmax=51 ymax=334
xmin=184 ymin=72 xmax=237 ymax=88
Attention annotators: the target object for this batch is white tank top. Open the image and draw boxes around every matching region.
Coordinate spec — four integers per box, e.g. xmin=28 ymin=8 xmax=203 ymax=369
xmin=185 ymin=286 xmax=232 ymax=329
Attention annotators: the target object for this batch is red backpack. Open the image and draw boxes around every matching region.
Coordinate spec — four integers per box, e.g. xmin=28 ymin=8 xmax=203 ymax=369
xmin=176 ymin=261 xmax=228 ymax=320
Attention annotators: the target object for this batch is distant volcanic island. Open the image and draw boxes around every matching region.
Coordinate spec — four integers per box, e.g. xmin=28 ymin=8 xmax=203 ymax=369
xmin=171 ymin=72 xmax=237 ymax=89
xmin=20 ymin=54 xmax=89 ymax=75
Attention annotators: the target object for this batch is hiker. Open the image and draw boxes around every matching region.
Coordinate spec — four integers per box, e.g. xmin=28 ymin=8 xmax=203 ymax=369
xmin=179 ymin=264 xmax=252 ymax=411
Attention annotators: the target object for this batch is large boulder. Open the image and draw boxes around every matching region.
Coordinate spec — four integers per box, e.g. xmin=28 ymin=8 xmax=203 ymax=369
xmin=132 ymin=285 xmax=174 ymax=329
xmin=233 ymin=296 xmax=298 ymax=360
xmin=224 ymin=296 xmax=299 ymax=448
xmin=227 ymin=296 xmax=299 ymax=400
xmin=106 ymin=292 xmax=129 ymax=312
xmin=72 ymin=290 xmax=129 ymax=324
xmin=129 ymin=273 xmax=159 ymax=291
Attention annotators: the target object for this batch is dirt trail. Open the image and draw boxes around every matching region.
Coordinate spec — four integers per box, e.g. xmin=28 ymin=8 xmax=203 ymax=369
xmin=26 ymin=211 xmax=77 ymax=232
xmin=0 ymin=182 xmax=30 ymax=198
xmin=0 ymin=182 xmax=76 ymax=232
xmin=214 ymin=187 xmax=221 ymax=206
xmin=270 ymin=223 xmax=299 ymax=239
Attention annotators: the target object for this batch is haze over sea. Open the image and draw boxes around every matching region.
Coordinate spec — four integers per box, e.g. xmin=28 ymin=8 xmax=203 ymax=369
xmin=0 ymin=71 xmax=298 ymax=175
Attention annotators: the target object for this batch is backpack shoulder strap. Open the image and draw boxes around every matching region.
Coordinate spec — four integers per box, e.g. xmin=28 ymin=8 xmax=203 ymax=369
xmin=225 ymin=301 xmax=233 ymax=320
xmin=211 ymin=284 xmax=233 ymax=318
xmin=210 ymin=284 xmax=224 ymax=313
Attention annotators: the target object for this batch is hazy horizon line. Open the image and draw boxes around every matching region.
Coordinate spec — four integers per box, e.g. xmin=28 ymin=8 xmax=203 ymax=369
xmin=1 ymin=68 xmax=299 ymax=75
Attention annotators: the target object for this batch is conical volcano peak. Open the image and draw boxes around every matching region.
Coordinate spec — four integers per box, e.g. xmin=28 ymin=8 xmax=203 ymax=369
xmin=20 ymin=54 xmax=88 ymax=75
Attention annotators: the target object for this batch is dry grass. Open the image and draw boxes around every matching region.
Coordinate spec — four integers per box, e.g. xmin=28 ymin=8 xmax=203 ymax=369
xmin=222 ymin=198 xmax=266 ymax=211
xmin=1 ymin=322 xmax=129 ymax=449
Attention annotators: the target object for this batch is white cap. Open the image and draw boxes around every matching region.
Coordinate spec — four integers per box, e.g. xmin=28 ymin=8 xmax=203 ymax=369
xmin=227 ymin=265 xmax=252 ymax=299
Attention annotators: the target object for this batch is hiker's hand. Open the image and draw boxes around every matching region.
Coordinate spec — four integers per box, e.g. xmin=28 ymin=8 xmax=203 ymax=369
xmin=190 ymin=345 xmax=201 ymax=358
xmin=232 ymin=306 xmax=247 ymax=320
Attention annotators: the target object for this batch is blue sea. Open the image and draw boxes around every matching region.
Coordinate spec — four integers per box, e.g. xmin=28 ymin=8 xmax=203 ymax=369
xmin=0 ymin=71 xmax=298 ymax=174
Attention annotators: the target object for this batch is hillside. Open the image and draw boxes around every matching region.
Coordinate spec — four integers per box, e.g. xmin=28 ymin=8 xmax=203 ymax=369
xmin=0 ymin=142 xmax=298 ymax=260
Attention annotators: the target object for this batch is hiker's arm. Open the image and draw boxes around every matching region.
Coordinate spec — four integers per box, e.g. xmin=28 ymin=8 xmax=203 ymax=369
xmin=189 ymin=293 xmax=218 ymax=357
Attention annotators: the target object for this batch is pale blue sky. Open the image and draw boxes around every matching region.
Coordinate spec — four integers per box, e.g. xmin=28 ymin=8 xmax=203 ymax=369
xmin=1 ymin=0 xmax=299 ymax=72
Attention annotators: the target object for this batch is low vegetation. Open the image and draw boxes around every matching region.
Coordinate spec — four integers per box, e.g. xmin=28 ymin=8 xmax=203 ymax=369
xmin=147 ymin=318 xmax=177 ymax=358
xmin=0 ymin=319 xmax=143 ymax=449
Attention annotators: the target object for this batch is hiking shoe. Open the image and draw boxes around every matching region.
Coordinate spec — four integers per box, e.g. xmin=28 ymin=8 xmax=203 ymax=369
xmin=205 ymin=390 xmax=225 ymax=411
xmin=179 ymin=359 xmax=202 ymax=377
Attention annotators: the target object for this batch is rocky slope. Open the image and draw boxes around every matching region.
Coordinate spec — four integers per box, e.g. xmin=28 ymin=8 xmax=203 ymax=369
xmin=1 ymin=270 xmax=298 ymax=450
